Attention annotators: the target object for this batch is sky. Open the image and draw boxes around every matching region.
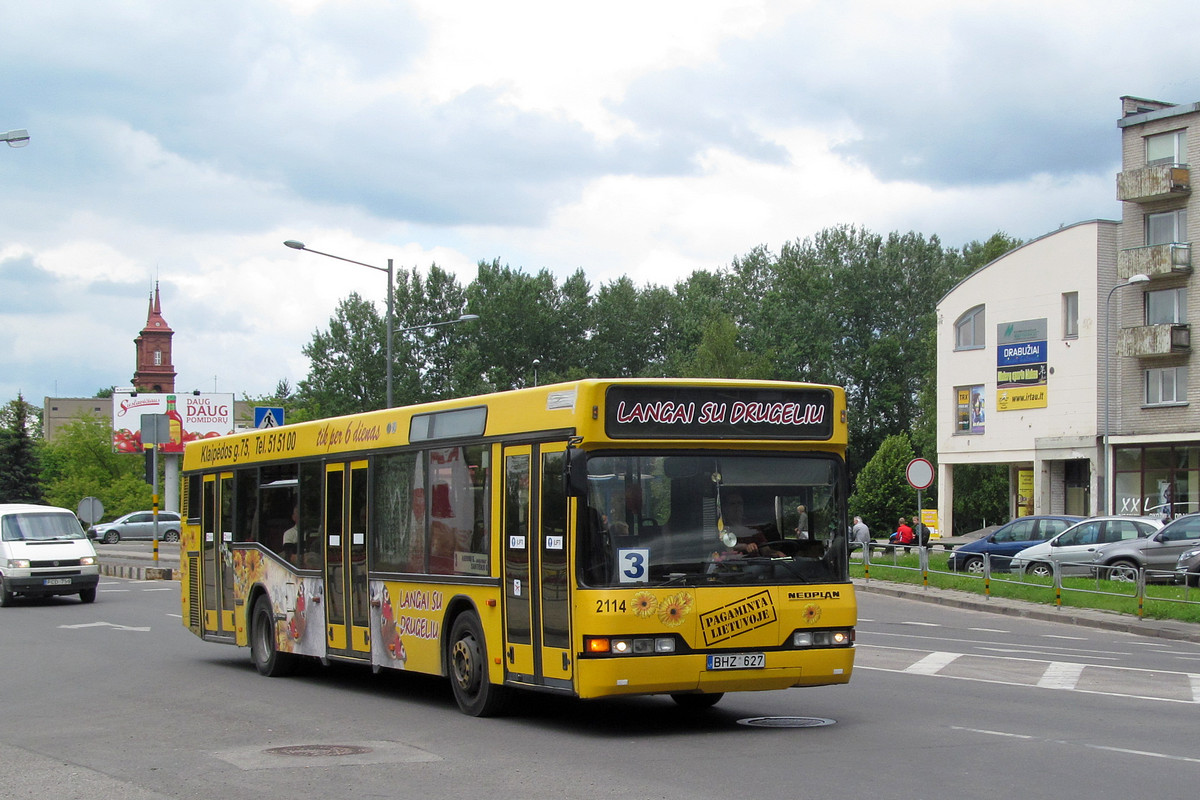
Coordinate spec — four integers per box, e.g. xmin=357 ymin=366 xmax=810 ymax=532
xmin=3 ymin=0 xmax=1200 ymax=405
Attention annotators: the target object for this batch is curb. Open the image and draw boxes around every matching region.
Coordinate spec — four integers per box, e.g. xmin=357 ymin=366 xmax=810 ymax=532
xmin=100 ymin=563 xmax=179 ymax=581
xmin=856 ymin=579 xmax=1200 ymax=645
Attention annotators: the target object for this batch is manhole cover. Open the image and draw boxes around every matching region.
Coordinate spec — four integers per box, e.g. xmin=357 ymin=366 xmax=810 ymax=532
xmin=264 ymin=744 xmax=374 ymax=757
xmin=737 ymin=716 xmax=836 ymax=728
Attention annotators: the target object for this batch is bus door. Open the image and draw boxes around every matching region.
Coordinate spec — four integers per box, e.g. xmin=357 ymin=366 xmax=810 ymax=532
xmin=502 ymin=443 xmax=573 ymax=690
xmin=324 ymin=460 xmax=371 ymax=658
xmin=200 ymin=472 xmax=236 ymax=638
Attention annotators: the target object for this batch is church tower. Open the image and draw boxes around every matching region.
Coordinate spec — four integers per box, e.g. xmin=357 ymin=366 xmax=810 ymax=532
xmin=132 ymin=282 xmax=176 ymax=393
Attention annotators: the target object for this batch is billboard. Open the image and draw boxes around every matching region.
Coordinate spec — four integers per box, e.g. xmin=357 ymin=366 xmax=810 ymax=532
xmin=112 ymin=393 xmax=235 ymax=453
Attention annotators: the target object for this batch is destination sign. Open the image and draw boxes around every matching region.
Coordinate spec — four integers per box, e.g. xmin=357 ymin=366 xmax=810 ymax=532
xmin=605 ymin=385 xmax=834 ymax=440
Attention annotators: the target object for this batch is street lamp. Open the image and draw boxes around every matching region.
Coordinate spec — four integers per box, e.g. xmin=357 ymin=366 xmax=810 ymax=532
xmin=284 ymin=240 xmax=395 ymax=408
xmin=2 ymin=129 xmax=30 ymax=147
xmin=395 ymin=313 xmax=480 ymax=338
xmin=1103 ymin=272 xmax=1150 ymax=514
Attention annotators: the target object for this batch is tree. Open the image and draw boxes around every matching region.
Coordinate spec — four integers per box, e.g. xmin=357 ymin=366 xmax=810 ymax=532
xmin=848 ymin=433 xmax=916 ymax=536
xmin=298 ymin=293 xmax=387 ymax=417
xmin=38 ymin=413 xmax=149 ymax=516
xmin=681 ymin=314 xmax=771 ymax=378
xmin=952 ymin=463 xmax=1010 ymax=535
xmin=0 ymin=393 xmax=43 ymax=503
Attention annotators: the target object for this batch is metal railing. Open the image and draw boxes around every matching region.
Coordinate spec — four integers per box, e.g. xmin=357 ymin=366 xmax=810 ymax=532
xmin=858 ymin=547 xmax=1200 ymax=618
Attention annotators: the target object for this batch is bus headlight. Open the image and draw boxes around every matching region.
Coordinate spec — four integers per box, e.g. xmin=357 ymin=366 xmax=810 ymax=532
xmin=793 ymin=629 xmax=854 ymax=648
xmin=584 ymin=635 xmax=678 ymax=656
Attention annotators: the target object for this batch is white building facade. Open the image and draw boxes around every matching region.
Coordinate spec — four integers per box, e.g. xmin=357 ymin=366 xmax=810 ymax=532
xmin=936 ymin=221 xmax=1118 ymax=534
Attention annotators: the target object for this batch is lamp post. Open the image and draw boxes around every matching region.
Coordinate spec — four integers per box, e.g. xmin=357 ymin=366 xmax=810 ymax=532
xmin=284 ymin=240 xmax=394 ymax=408
xmin=2 ymin=129 xmax=30 ymax=147
xmin=1103 ymin=273 xmax=1150 ymax=514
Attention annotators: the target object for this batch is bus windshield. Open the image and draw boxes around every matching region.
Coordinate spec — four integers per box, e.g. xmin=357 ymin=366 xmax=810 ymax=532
xmin=580 ymin=452 xmax=846 ymax=588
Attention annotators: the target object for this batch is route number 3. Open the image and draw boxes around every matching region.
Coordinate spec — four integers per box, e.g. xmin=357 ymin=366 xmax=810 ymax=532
xmin=618 ymin=548 xmax=650 ymax=583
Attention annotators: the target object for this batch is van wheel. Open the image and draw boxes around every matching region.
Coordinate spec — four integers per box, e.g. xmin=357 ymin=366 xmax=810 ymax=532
xmin=79 ymin=588 xmax=97 ymax=604
xmin=102 ymin=531 xmax=119 ymax=544
xmin=250 ymin=595 xmax=296 ymax=677
xmin=448 ymin=612 xmax=512 ymax=717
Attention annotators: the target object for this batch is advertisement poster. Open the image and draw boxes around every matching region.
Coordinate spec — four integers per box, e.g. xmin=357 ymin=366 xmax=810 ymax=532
xmin=112 ymin=393 xmax=234 ymax=453
xmin=955 ymin=386 xmax=985 ymax=434
xmin=1016 ymin=468 xmax=1034 ymax=516
xmin=996 ymin=318 xmax=1048 ymax=411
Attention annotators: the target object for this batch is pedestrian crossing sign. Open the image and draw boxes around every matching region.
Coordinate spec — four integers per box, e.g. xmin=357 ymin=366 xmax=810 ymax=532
xmin=254 ymin=406 xmax=285 ymax=428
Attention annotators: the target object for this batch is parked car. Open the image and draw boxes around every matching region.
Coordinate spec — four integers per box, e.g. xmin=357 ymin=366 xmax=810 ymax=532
xmin=1009 ymin=516 xmax=1163 ymax=577
xmin=88 ymin=510 xmax=181 ymax=544
xmin=1176 ymin=547 xmax=1200 ymax=587
xmin=1091 ymin=513 xmax=1200 ymax=582
xmin=946 ymin=515 xmax=1084 ymax=573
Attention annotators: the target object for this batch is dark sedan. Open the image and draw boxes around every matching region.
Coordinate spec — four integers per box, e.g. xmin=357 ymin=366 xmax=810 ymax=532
xmin=946 ymin=515 xmax=1084 ymax=573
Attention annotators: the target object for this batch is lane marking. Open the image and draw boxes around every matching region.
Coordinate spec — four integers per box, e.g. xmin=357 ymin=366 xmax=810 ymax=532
xmin=1037 ymin=661 xmax=1085 ymax=689
xmin=57 ymin=621 xmax=151 ymax=632
xmin=864 ymin=629 xmax=1136 ymax=657
xmin=903 ymin=651 xmax=963 ymax=675
xmin=953 ymin=727 xmax=1200 ymax=764
xmin=1041 ymin=634 xmax=1087 ymax=641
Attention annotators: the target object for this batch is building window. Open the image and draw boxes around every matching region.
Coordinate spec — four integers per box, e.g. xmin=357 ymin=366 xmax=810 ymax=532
xmin=1146 ymin=130 xmax=1186 ymax=166
xmin=1146 ymin=209 xmax=1187 ymax=246
xmin=1062 ymin=292 xmax=1079 ymax=338
xmin=955 ymin=305 xmax=985 ymax=350
xmin=154 ymin=350 xmax=163 ymax=366
xmin=1145 ymin=287 xmax=1187 ymax=325
xmin=1146 ymin=365 xmax=1187 ymax=405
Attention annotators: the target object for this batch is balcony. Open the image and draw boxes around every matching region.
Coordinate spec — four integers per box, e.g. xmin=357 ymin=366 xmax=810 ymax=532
xmin=1117 ymin=324 xmax=1191 ymax=357
xmin=1118 ymin=242 xmax=1192 ymax=279
xmin=1117 ymin=163 xmax=1190 ymax=202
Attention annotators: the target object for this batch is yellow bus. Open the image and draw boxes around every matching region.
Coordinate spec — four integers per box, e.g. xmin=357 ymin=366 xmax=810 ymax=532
xmin=179 ymin=379 xmax=855 ymax=715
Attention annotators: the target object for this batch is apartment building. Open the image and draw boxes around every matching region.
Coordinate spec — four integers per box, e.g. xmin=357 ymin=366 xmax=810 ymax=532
xmin=936 ymin=96 xmax=1198 ymax=534
xmin=1111 ymin=96 xmax=1198 ymax=518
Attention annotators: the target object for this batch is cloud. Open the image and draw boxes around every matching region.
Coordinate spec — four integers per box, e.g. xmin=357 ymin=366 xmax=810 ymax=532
xmin=0 ymin=0 xmax=1198 ymax=405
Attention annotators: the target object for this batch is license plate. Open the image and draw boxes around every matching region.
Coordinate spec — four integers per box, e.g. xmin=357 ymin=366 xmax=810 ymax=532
xmin=43 ymin=578 xmax=71 ymax=586
xmin=707 ymin=652 xmax=765 ymax=670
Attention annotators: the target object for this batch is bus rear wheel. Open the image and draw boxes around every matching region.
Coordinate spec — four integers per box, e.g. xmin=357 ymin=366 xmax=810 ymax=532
xmin=251 ymin=595 xmax=296 ymax=677
xmin=449 ymin=612 xmax=511 ymax=717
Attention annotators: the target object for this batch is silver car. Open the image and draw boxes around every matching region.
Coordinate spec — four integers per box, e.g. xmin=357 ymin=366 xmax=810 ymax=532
xmin=88 ymin=510 xmax=181 ymax=544
xmin=1091 ymin=513 xmax=1200 ymax=582
xmin=1010 ymin=516 xmax=1163 ymax=577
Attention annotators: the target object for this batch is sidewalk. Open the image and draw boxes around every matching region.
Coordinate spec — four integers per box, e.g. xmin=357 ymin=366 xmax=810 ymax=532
xmin=856 ymin=577 xmax=1200 ymax=644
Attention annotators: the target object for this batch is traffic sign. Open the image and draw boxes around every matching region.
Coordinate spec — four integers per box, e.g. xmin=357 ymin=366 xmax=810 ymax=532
xmin=255 ymin=407 xmax=284 ymax=428
xmin=906 ymin=458 xmax=934 ymax=490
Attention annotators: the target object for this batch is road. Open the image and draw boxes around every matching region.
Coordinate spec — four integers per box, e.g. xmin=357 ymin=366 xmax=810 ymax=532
xmin=1 ymin=577 xmax=1197 ymax=800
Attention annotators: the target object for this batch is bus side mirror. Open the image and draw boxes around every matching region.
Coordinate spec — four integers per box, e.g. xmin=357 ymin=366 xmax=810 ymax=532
xmin=566 ymin=447 xmax=588 ymax=498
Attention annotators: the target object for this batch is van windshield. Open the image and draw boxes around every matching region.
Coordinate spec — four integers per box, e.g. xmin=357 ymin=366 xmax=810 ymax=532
xmin=1 ymin=512 xmax=87 ymax=542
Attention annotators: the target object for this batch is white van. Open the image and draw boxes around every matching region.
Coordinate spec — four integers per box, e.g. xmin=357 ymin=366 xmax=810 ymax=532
xmin=0 ymin=504 xmax=100 ymax=606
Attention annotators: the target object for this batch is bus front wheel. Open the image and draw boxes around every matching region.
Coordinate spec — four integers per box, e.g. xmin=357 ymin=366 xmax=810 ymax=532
xmin=251 ymin=595 xmax=296 ymax=677
xmin=671 ymin=692 xmax=724 ymax=710
xmin=449 ymin=612 xmax=512 ymax=717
